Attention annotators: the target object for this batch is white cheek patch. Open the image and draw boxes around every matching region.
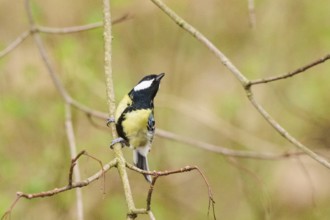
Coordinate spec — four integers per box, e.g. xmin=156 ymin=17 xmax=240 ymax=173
xmin=134 ymin=79 xmax=154 ymax=91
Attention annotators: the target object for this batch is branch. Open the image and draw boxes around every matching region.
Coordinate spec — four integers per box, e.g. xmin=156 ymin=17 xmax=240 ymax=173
xmin=18 ymin=158 xmax=114 ymax=198
xmin=149 ymin=0 xmax=330 ymax=169
xmin=249 ymin=54 xmax=330 ymax=86
xmin=149 ymin=0 xmax=249 ymax=86
xmin=0 ymin=15 xmax=130 ymax=59
xmin=0 ymin=30 xmax=30 ymax=58
xmin=2 ymin=154 xmax=116 ymax=220
xmin=64 ymin=103 xmax=84 ymax=220
xmin=37 ymin=14 xmax=131 ymax=34
xmin=102 ymin=0 xmax=137 ymax=218
xmin=62 ymin=103 xmax=306 ymax=160
xmin=126 ymin=163 xmax=216 ymax=219
xmin=156 ymin=129 xmax=304 ymax=160
xmin=246 ymin=89 xmax=330 ymax=169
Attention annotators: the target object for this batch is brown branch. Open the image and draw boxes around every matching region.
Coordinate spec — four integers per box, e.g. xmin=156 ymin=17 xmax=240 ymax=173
xmin=102 ymin=1 xmax=138 ymax=219
xmin=0 ymin=30 xmax=30 ymax=58
xmin=0 ymin=15 xmax=130 ymax=59
xmin=249 ymin=54 xmax=330 ymax=86
xmin=156 ymin=129 xmax=304 ymax=160
xmin=150 ymin=0 xmax=249 ymax=86
xmin=17 ymin=157 xmax=115 ymax=199
xmin=126 ymin=163 xmax=216 ymax=219
xmin=2 ymin=157 xmax=117 ymax=220
xmin=68 ymin=151 xmax=86 ymax=186
xmin=246 ymin=89 xmax=330 ymax=169
xmin=1 ymin=196 xmax=22 ymax=220
xmin=149 ymin=0 xmax=330 ymax=169
xmin=68 ymin=151 xmax=105 ymax=193
xmin=37 ymin=14 xmax=131 ymax=34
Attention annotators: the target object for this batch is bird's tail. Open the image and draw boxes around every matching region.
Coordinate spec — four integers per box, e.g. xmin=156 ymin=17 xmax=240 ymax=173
xmin=133 ymin=149 xmax=152 ymax=183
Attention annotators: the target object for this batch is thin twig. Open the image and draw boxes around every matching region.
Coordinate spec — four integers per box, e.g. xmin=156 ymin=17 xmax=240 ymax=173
xmin=247 ymin=0 xmax=256 ymax=28
xmin=150 ymin=0 xmax=249 ymax=86
xmin=126 ymin=163 xmax=216 ymax=219
xmin=24 ymin=1 xmax=82 ymax=219
xmin=1 ymin=196 xmax=22 ymax=220
xmin=0 ymin=15 xmax=130 ymax=59
xmin=65 ymin=103 xmax=84 ymax=220
xmin=149 ymin=0 xmax=330 ymax=169
xmin=246 ymin=89 xmax=330 ymax=169
xmin=156 ymin=129 xmax=304 ymax=160
xmin=1 ymin=158 xmax=118 ymax=219
xmin=69 ymin=150 xmax=86 ymax=186
xmin=0 ymin=30 xmax=30 ymax=58
xmin=68 ymin=150 xmax=106 ymax=194
xmin=249 ymin=54 xmax=330 ymax=86
xmin=37 ymin=14 xmax=131 ymax=34
xmin=17 ymin=158 xmax=117 ymax=199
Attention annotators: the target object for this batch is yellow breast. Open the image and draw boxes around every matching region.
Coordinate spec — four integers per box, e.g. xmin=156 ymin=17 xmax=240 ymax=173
xmin=122 ymin=109 xmax=152 ymax=148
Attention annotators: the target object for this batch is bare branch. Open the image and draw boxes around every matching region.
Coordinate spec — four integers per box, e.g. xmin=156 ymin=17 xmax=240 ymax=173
xmin=149 ymin=0 xmax=249 ymax=86
xmin=1 ymin=196 xmax=22 ymax=220
xmin=249 ymin=54 xmax=330 ymax=86
xmin=156 ymin=129 xmax=304 ymax=160
xmin=16 ymin=158 xmax=116 ymax=199
xmin=2 ymin=158 xmax=117 ymax=219
xmin=60 ymin=103 xmax=307 ymax=161
xmin=0 ymin=30 xmax=30 ymax=58
xmin=64 ymin=103 xmax=84 ymax=220
xmin=102 ymin=0 xmax=137 ymax=216
xmin=126 ymin=163 xmax=216 ymax=219
xmin=0 ymin=15 xmax=130 ymax=59
xmin=149 ymin=0 xmax=330 ymax=169
xmin=68 ymin=150 xmax=86 ymax=186
xmin=246 ymin=89 xmax=330 ymax=169
xmin=37 ymin=14 xmax=131 ymax=34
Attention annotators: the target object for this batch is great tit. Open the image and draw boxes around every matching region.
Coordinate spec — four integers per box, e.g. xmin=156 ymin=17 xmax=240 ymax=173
xmin=110 ymin=73 xmax=165 ymax=183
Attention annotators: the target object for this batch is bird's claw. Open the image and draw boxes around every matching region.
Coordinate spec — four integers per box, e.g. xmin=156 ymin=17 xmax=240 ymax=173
xmin=110 ymin=137 xmax=126 ymax=149
xmin=106 ymin=117 xmax=115 ymax=127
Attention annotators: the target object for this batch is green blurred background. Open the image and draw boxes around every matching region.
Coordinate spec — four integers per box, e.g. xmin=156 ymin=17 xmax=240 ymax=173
xmin=1 ymin=0 xmax=330 ymax=219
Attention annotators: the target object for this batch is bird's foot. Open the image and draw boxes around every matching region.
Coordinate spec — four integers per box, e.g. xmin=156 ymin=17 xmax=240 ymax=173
xmin=110 ymin=137 xmax=126 ymax=149
xmin=106 ymin=117 xmax=115 ymax=127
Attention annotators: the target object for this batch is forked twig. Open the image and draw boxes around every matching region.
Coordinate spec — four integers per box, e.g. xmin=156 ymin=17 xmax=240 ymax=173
xmin=0 ymin=15 xmax=130 ymax=59
xmin=126 ymin=163 xmax=216 ymax=219
xmin=249 ymin=54 xmax=330 ymax=86
xmin=37 ymin=14 xmax=131 ymax=34
xmin=69 ymin=150 xmax=87 ymax=186
xmin=1 ymin=152 xmax=115 ymax=220
xmin=149 ymin=0 xmax=330 ymax=169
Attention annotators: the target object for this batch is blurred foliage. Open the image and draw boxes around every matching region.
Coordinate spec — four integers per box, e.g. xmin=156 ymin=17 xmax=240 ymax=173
xmin=1 ymin=0 xmax=330 ymax=219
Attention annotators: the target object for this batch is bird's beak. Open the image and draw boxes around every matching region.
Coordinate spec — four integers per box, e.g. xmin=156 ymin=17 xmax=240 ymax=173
xmin=156 ymin=73 xmax=165 ymax=81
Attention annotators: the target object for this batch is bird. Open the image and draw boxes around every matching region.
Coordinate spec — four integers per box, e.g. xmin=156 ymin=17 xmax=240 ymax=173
xmin=110 ymin=73 xmax=165 ymax=183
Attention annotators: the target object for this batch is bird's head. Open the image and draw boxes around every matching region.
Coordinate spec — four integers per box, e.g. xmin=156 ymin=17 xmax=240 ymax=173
xmin=129 ymin=73 xmax=165 ymax=106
